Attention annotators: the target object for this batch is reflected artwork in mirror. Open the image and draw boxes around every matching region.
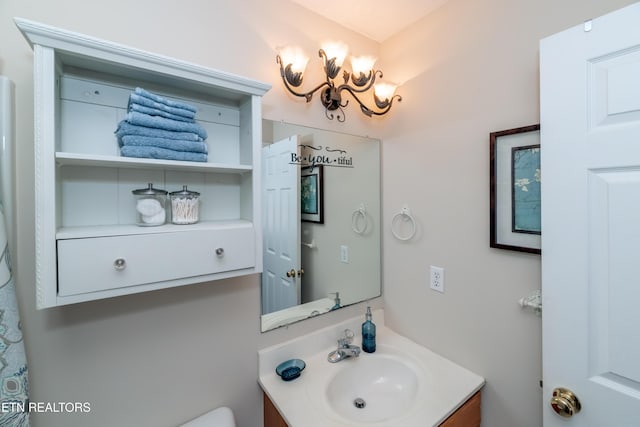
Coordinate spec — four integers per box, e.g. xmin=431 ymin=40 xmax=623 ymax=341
xmin=261 ymin=120 xmax=381 ymax=331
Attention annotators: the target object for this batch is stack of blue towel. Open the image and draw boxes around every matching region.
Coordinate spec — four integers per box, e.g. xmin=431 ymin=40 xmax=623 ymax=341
xmin=114 ymin=87 xmax=209 ymax=162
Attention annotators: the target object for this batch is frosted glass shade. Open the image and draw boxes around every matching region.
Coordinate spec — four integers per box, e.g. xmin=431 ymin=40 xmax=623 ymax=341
xmin=374 ymin=82 xmax=397 ymax=101
xmin=279 ymin=46 xmax=309 ymax=74
xmin=351 ymin=56 xmax=376 ymax=76
xmin=321 ymin=41 xmax=348 ymax=67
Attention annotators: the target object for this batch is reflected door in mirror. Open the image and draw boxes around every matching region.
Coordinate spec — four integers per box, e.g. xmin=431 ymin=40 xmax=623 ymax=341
xmin=261 ymin=136 xmax=301 ymax=314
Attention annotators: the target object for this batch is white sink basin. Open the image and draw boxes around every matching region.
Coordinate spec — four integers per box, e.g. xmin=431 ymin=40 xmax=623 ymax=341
xmin=325 ymin=353 xmax=420 ymax=423
xmin=305 ymin=345 xmax=427 ymax=424
xmin=258 ymin=309 xmax=485 ymax=427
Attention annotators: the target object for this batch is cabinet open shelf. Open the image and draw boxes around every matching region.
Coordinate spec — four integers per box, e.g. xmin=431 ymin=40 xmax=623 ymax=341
xmin=56 ymin=219 xmax=253 ymax=240
xmin=55 ymin=152 xmax=253 ymax=174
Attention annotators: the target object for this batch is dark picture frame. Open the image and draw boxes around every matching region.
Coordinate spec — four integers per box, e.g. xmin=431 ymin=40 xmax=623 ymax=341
xmin=301 ymin=165 xmax=324 ymax=224
xmin=490 ymin=124 xmax=541 ymax=254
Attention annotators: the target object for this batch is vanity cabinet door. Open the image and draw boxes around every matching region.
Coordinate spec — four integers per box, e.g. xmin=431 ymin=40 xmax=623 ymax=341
xmin=439 ymin=391 xmax=481 ymax=427
xmin=264 ymin=390 xmax=480 ymax=427
xmin=263 ymin=393 xmax=288 ymax=427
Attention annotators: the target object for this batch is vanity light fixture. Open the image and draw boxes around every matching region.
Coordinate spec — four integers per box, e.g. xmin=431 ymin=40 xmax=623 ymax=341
xmin=276 ymin=41 xmax=402 ymax=122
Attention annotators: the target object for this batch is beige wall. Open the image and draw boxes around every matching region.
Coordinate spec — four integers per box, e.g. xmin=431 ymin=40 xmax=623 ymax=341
xmin=380 ymin=1 xmax=635 ymax=427
xmin=0 ymin=1 xmax=381 ymax=426
xmin=0 ymin=0 xmax=635 ymax=426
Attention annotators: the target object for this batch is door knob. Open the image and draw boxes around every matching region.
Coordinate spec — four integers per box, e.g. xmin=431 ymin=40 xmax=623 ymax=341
xmin=286 ymin=269 xmax=296 ymax=278
xmin=297 ymin=268 xmax=304 ymax=277
xmin=550 ymin=387 xmax=581 ymax=418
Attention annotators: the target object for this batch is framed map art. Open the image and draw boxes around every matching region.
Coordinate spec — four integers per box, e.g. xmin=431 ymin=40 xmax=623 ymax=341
xmin=301 ymin=165 xmax=324 ymax=223
xmin=490 ymin=124 xmax=541 ymax=254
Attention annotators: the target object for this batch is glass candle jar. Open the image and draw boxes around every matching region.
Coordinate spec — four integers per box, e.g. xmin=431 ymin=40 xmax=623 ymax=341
xmin=132 ymin=183 xmax=168 ymax=226
xmin=170 ymin=185 xmax=200 ymax=224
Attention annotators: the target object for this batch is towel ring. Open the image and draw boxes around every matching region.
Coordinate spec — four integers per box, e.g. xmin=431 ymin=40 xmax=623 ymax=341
xmin=352 ymin=204 xmax=368 ymax=235
xmin=301 ymin=238 xmax=316 ymax=249
xmin=391 ymin=206 xmax=416 ymax=241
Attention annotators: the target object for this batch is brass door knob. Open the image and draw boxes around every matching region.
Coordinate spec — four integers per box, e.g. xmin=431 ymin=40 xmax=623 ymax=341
xmin=550 ymin=387 xmax=581 ymax=418
xmin=297 ymin=268 xmax=305 ymax=277
xmin=286 ymin=269 xmax=296 ymax=278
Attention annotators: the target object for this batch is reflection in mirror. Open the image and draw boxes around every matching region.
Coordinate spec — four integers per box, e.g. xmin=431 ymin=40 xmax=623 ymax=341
xmin=261 ymin=120 xmax=381 ymax=332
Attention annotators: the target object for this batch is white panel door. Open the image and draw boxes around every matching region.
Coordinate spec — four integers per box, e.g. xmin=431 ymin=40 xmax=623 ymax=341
xmin=261 ymin=136 xmax=301 ymax=314
xmin=541 ymin=3 xmax=640 ymax=426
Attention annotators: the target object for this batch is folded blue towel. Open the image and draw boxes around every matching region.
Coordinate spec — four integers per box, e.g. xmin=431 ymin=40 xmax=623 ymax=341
xmin=128 ymin=92 xmax=196 ymax=120
xmin=120 ymin=145 xmax=208 ymax=162
xmin=115 ymin=120 xmax=204 ymax=142
xmin=121 ymin=135 xmax=208 ymax=153
xmin=129 ymin=103 xmax=195 ymax=123
xmin=126 ymin=111 xmax=208 ymax=140
xmin=134 ymin=87 xmax=197 ymax=113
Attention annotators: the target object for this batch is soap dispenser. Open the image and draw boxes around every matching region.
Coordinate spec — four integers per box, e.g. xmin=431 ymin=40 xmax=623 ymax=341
xmin=362 ymin=306 xmax=376 ymax=353
xmin=330 ymin=292 xmax=341 ymax=310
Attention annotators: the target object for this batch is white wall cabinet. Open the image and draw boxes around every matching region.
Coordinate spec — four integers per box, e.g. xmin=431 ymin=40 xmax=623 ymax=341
xmin=16 ymin=18 xmax=270 ymax=308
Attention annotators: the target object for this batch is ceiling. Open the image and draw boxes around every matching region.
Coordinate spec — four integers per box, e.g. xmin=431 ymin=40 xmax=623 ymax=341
xmin=289 ymin=0 xmax=449 ymax=43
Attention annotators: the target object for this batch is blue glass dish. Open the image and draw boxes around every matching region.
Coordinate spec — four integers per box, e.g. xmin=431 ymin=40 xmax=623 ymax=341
xmin=275 ymin=359 xmax=306 ymax=381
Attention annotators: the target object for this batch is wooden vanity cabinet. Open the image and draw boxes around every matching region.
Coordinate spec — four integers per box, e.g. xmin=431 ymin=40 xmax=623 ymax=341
xmin=263 ymin=390 xmax=481 ymax=427
xmin=264 ymin=393 xmax=288 ymax=427
xmin=439 ymin=391 xmax=481 ymax=427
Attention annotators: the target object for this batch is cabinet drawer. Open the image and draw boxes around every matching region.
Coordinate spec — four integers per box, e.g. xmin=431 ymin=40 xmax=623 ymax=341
xmin=57 ymin=227 xmax=255 ymax=296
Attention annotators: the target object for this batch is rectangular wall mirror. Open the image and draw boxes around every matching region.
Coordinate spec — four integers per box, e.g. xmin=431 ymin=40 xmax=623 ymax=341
xmin=261 ymin=120 xmax=381 ymax=332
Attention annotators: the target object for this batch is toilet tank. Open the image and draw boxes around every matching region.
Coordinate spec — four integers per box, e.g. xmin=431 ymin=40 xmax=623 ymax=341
xmin=180 ymin=406 xmax=236 ymax=427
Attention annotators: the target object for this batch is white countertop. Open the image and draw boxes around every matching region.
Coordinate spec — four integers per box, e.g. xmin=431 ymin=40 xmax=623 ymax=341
xmin=258 ymin=309 xmax=485 ymax=427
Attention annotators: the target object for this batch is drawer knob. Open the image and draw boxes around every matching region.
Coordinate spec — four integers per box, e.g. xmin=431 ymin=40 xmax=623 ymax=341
xmin=113 ymin=258 xmax=127 ymax=271
xmin=215 ymin=248 xmax=225 ymax=257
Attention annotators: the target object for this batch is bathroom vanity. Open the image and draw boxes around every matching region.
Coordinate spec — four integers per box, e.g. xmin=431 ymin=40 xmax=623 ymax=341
xmin=263 ymin=391 xmax=481 ymax=427
xmin=439 ymin=391 xmax=481 ymax=427
xmin=259 ymin=310 xmax=484 ymax=427
xmin=15 ymin=18 xmax=269 ymax=308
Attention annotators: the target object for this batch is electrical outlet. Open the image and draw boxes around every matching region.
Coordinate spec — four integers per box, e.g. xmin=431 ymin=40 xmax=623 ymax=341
xmin=340 ymin=245 xmax=349 ymax=263
xmin=430 ymin=266 xmax=445 ymax=293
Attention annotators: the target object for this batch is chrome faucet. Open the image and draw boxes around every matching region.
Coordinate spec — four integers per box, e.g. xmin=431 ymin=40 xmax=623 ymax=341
xmin=328 ymin=329 xmax=361 ymax=363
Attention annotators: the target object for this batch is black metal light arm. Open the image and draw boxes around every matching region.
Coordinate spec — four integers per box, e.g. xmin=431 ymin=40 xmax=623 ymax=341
xmin=276 ymin=55 xmax=331 ymax=103
xmin=339 ymin=84 xmax=403 ymax=117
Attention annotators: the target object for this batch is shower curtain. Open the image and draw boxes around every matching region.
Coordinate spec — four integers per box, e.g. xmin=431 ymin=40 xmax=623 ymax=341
xmin=0 ymin=75 xmax=29 ymax=426
xmin=0 ymin=210 xmax=29 ymax=426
